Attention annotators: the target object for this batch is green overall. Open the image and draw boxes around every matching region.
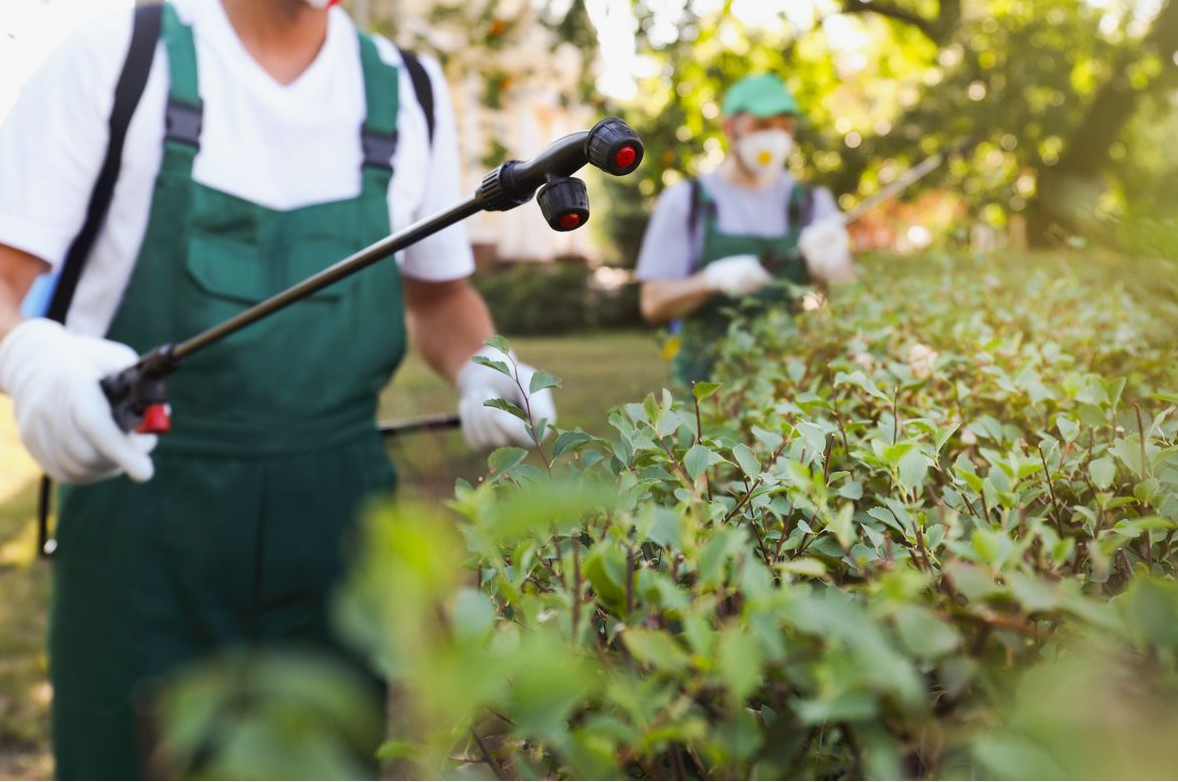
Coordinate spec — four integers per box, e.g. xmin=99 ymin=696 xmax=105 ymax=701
xmin=671 ymin=182 xmax=812 ymax=385
xmin=49 ymin=7 xmax=405 ymax=778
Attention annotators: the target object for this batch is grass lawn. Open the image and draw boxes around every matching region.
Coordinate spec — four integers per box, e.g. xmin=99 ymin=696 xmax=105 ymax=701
xmin=0 ymin=329 xmax=667 ymax=779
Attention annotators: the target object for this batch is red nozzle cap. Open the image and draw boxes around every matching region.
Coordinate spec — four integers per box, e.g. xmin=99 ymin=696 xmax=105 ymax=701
xmin=136 ymin=404 xmax=172 ymax=435
xmin=558 ymin=213 xmax=583 ymax=230
xmin=614 ymin=145 xmax=638 ymax=170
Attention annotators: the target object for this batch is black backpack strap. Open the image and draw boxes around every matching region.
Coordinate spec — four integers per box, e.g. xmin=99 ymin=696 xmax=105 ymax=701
xmin=686 ymin=177 xmax=713 ymax=274
xmin=399 ymin=48 xmax=435 ymax=145
xmin=37 ymin=3 xmax=162 ymax=559
xmin=46 ymin=3 xmax=162 ymax=324
xmin=687 ymin=177 xmax=702 ymax=236
xmin=787 ymin=181 xmax=816 ymax=231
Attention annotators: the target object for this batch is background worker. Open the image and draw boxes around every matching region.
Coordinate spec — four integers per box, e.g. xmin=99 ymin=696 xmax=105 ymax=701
xmin=0 ymin=0 xmax=554 ymax=776
xmin=635 ymin=72 xmax=856 ymax=384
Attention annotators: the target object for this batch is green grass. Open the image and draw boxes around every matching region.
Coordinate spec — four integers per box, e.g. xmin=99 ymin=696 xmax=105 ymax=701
xmin=381 ymin=330 xmax=668 ymax=499
xmin=0 ymin=329 xmax=667 ymax=778
xmin=0 ymin=402 xmax=52 ymax=782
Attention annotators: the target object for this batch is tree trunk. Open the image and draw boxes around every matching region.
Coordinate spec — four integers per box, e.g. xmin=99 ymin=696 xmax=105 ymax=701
xmin=1028 ymin=0 xmax=1178 ymax=245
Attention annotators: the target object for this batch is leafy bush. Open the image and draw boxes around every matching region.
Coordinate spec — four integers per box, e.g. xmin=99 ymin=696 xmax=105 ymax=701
xmin=158 ymin=251 xmax=1178 ymax=779
xmin=339 ymin=251 xmax=1178 ymax=780
xmin=472 ymin=260 xmax=644 ymax=336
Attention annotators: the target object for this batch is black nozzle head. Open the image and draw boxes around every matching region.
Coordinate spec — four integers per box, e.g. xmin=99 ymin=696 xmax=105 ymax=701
xmin=537 ymin=177 xmax=590 ymax=232
xmin=586 ymin=118 xmax=644 ymax=176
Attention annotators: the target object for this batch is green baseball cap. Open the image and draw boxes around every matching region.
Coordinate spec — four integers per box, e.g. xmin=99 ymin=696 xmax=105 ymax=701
xmin=722 ymin=73 xmax=799 ymax=118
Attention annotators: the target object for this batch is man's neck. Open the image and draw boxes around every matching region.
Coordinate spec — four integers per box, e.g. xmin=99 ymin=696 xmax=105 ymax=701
xmin=717 ymin=156 xmax=781 ymax=191
xmin=220 ymin=0 xmax=329 ymax=85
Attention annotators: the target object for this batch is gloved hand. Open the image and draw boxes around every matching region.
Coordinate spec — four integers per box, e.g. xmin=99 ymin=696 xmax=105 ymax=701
xmin=702 ymin=254 xmax=774 ymax=297
xmin=799 ymin=218 xmax=855 ymax=284
xmin=457 ymin=347 xmax=558 ymax=451
xmin=0 ymin=318 xmax=157 ymax=484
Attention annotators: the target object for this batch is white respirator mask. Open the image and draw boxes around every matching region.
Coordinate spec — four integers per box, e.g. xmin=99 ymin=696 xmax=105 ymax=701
xmin=735 ymin=128 xmax=793 ymax=179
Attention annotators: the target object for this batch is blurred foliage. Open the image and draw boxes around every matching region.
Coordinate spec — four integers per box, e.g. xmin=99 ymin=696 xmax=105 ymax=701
xmin=371 ymin=0 xmax=601 ymax=167
xmin=472 ymin=260 xmax=644 ymax=335
xmin=157 ymin=249 xmax=1178 ymax=780
xmin=150 ymin=650 xmax=384 ymax=780
xmin=592 ymin=0 xmax=1178 ymax=261
xmin=365 ymin=0 xmax=1178 ymax=260
xmin=332 ymin=249 xmax=1178 ymax=780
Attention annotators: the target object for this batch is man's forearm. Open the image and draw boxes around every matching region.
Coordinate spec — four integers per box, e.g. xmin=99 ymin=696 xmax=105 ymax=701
xmin=639 ymin=275 xmax=716 ymax=324
xmin=0 ymin=245 xmax=51 ymax=341
xmin=402 ymin=276 xmax=496 ymax=384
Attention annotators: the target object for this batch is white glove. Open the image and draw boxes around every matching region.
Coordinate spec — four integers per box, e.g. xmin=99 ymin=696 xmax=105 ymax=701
xmin=799 ymin=218 xmax=855 ymax=284
xmin=457 ymin=347 xmax=558 ymax=451
xmin=702 ymin=254 xmax=774 ymax=297
xmin=0 ymin=319 xmax=157 ymax=484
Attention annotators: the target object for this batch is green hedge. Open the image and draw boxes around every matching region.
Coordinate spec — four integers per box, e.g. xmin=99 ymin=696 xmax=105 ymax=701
xmin=154 ymin=250 xmax=1178 ymax=780
xmin=472 ymin=260 xmax=644 ymax=335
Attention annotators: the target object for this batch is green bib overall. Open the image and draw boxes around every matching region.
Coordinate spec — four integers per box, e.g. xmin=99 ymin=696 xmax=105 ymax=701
xmin=671 ymin=182 xmax=811 ymax=385
xmin=49 ymin=7 xmax=405 ymax=777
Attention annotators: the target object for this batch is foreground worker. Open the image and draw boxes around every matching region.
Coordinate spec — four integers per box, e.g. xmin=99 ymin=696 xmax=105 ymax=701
xmin=635 ymin=73 xmax=855 ymax=384
xmin=0 ymin=0 xmax=554 ymax=776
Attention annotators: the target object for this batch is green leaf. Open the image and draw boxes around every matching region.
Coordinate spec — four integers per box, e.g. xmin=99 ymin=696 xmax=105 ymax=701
xmin=471 ymin=355 xmax=511 ymax=377
xmin=584 ymin=546 xmax=628 ymax=614
xmin=645 ymin=508 xmax=684 ymax=550
xmin=483 ymin=335 xmax=511 ymax=354
xmin=553 ymin=430 xmax=594 ymax=458
xmin=529 ymin=370 xmax=562 ymax=395
xmin=828 ymin=503 xmax=855 ymax=549
xmin=898 ymin=449 xmax=933 ymax=492
xmin=936 ymin=423 xmax=961 ymax=452
xmin=795 ymin=692 xmax=878 ymax=725
xmin=1088 ymin=456 xmax=1116 ymax=490
xmin=716 ymin=628 xmax=763 ymax=704
xmin=484 ymin=397 xmax=527 ymax=422
xmin=881 ymin=441 xmax=918 ymax=467
xmin=451 ymin=588 xmax=496 ymax=642
xmin=838 ymin=480 xmax=864 ymax=500
xmin=488 ymin=446 xmax=527 ymax=474
xmin=1113 ymin=436 xmax=1145 ymax=476
xmin=622 ymin=629 xmax=691 ymax=674
xmin=698 ymin=528 xmax=745 ymax=587
xmin=684 ymin=444 xmax=724 ymax=482
xmin=1006 ymin=572 xmax=1063 ymax=613
xmin=780 ymin=558 xmax=827 ymax=578
xmin=1056 ymin=416 xmax=1080 ymax=443
xmin=732 ymin=443 xmax=760 ymax=480
xmin=797 ymin=421 xmax=829 ymax=455
xmin=692 ymin=381 xmax=722 ymax=401
xmin=893 ymin=605 xmax=961 ymax=659
xmin=752 ymin=425 xmax=784 ymax=451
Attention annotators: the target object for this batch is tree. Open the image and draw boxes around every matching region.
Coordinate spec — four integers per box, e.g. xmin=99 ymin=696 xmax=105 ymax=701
xmin=596 ymin=0 xmax=1178 ymax=257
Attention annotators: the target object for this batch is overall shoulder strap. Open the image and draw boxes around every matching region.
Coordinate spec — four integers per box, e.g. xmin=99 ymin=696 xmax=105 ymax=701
xmin=398 ymin=48 xmax=435 ymax=145
xmin=40 ymin=2 xmax=164 ymax=560
xmin=686 ymin=177 xmax=703 ymax=236
xmin=787 ymin=181 xmax=816 ymax=230
xmin=46 ymin=2 xmax=163 ymax=324
xmin=686 ymin=177 xmax=716 ymax=274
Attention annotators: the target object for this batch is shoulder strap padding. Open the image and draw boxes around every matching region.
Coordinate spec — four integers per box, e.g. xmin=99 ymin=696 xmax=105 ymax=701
xmin=47 ymin=2 xmax=163 ymax=324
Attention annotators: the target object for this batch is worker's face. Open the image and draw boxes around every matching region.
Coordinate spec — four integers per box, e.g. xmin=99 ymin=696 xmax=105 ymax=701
xmin=726 ymin=113 xmax=796 ymax=179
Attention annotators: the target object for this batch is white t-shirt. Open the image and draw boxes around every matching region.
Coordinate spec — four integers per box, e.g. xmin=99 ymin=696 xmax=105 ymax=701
xmin=0 ymin=0 xmax=474 ymax=336
xmin=634 ymin=170 xmax=840 ymax=280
